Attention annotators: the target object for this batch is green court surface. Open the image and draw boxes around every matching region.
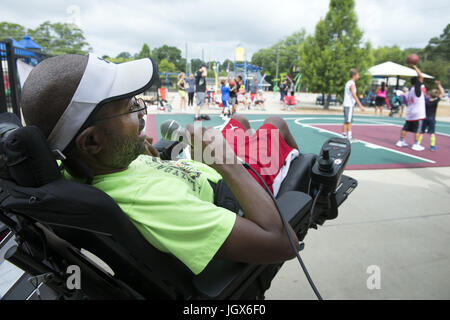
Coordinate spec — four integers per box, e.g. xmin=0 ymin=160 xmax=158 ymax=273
xmin=148 ymin=114 xmax=450 ymax=170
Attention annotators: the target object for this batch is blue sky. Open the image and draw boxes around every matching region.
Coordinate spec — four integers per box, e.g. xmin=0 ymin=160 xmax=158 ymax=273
xmin=1 ymin=0 xmax=449 ymax=61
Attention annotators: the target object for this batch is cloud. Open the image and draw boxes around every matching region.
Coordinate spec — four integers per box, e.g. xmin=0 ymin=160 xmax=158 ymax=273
xmin=1 ymin=0 xmax=448 ymax=61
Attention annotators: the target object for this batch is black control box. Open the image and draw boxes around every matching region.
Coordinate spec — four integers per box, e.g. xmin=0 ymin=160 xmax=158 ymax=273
xmin=310 ymin=138 xmax=355 ymax=223
xmin=312 ymin=138 xmax=351 ymax=193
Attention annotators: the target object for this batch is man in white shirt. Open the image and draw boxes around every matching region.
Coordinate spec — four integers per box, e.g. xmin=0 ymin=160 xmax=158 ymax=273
xmin=395 ymin=65 xmax=426 ymax=151
xmin=342 ymin=68 xmax=366 ymax=141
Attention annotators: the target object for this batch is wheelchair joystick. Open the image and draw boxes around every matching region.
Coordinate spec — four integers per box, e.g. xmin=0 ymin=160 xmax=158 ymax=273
xmin=310 ymin=138 xmax=352 ymax=223
xmin=318 ymin=148 xmax=333 ymax=173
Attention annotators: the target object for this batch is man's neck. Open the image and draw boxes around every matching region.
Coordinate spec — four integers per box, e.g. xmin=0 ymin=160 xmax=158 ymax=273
xmin=65 ymin=157 xmax=128 ymax=180
xmin=93 ymin=166 xmax=128 ymax=176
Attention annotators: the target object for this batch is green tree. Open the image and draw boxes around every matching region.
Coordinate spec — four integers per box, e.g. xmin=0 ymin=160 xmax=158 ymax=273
xmin=372 ymin=45 xmax=407 ymax=65
xmin=299 ymin=0 xmax=372 ymax=109
xmin=219 ymin=59 xmax=234 ymax=73
xmin=116 ymin=51 xmax=132 ymax=59
xmin=152 ymin=45 xmax=185 ymax=71
xmin=251 ymin=29 xmax=306 ymax=87
xmin=28 ymin=21 xmax=91 ymax=55
xmin=402 ymin=25 xmax=450 ymax=87
xmin=158 ymin=59 xmax=176 ymax=73
xmin=106 ymin=56 xmax=134 ymax=64
xmin=424 ymin=24 xmax=449 ymax=62
xmin=251 ymin=47 xmax=277 ymax=77
xmin=190 ymin=58 xmax=204 ymax=73
xmin=136 ymin=43 xmax=151 ymax=59
xmin=421 ymin=59 xmax=450 ymax=88
xmin=0 ymin=22 xmax=26 ymax=41
xmin=106 ymin=51 xmax=134 ymax=64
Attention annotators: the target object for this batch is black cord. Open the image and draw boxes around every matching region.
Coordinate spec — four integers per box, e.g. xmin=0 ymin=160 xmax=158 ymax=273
xmin=308 ymin=186 xmax=324 ymax=230
xmin=242 ymin=162 xmax=323 ymax=300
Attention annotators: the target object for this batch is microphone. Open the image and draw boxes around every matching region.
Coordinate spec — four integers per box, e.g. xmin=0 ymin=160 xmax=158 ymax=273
xmin=160 ymin=120 xmax=188 ymax=143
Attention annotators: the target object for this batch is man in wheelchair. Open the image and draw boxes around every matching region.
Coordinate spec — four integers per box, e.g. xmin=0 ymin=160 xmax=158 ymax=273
xmin=0 ymin=54 xmax=356 ymax=300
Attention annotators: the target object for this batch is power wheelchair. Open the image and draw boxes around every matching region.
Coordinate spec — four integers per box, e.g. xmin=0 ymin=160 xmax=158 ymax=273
xmin=0 ymin=112 xmax=357 ymax=300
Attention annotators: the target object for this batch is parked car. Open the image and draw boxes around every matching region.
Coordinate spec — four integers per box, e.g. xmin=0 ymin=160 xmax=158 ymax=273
xmin=315 ymin=94 xmax=342 ymax=106
xmin=360 ymin=96 xmax=376 ymax=107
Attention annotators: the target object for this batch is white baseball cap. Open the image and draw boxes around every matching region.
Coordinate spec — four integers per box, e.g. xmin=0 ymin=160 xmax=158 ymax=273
xmin=47 ymin=53 xmax=158 ymax=153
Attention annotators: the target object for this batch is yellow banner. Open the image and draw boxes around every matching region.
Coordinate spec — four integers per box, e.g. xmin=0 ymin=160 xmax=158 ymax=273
xmin=235 ymin=47 xmax=245 ymax=62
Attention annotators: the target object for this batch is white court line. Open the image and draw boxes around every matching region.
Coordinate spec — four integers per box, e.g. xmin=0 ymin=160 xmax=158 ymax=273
xmin=293 ymin=118 xmax=436 ymax=164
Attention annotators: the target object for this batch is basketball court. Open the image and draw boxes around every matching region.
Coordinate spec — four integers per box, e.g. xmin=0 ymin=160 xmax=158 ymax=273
xmin=146 ymin=114 xmax=450 ymax=170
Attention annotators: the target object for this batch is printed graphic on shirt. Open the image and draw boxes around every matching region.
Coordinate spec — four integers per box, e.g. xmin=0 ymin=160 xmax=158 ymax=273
xmin=142 ymin=157 xmax=203 ymax=193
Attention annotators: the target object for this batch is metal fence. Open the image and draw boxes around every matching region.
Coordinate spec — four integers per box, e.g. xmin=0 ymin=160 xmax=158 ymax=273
xmin=0 ymin=39 xmax=48 ymax=121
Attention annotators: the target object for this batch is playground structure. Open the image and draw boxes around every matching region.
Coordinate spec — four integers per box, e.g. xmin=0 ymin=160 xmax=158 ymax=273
xmin=1 ymin=37 xmax=48 ymax=120
xmin=159 ymin=72 xmax=179 ymax=91
xmin=292 ymin=66 xmax=302 ymax=92
xmin=213 ymin=61 xmax=220 ymax=92
xmin=233 ymin=46 xmax=265 ymax=92
xmin=233 ymin=62 xmax=264 ymax=92
xmin=273 ymin=66 xmax=302 ymax=93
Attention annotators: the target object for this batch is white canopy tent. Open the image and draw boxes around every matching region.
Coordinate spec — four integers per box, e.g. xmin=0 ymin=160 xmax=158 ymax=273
xmin=368 ymin=61 xmax=433 ymax=90
xmin=369 ymin=61 xmax=434 ymax=79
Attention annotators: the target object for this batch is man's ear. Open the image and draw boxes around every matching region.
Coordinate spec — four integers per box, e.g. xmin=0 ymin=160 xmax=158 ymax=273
xmin=75 ymin=126 xmax=104 ymax=155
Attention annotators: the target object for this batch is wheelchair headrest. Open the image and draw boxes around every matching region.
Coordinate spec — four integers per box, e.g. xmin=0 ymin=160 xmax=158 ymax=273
xmin=0 ymin=112 xmax=61 ymax=187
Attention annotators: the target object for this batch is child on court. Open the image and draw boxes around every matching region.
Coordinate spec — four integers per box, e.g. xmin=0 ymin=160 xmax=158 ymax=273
xmin=177 ymin=72 xmax=187 ymax=112
xmin=342 ymin=68 xmax=366 ymax=141
xmin=396 ymin=65 xmax=427 ymax=151
xmin=254 ymin=90 xmax=266 ymax=110
xmin=221 ymin=80 xmax=231 ymax=119
xmin=400 ymin=87 xmax=408 ymax=118
xmin=418 ymin=80 xmax=445 ymax=151
xmin=375 ymin=82 xmax=388 ymax=116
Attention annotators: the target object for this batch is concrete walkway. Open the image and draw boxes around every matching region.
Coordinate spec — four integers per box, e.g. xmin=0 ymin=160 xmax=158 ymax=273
xmin=266 ymin=167 xmax=450 ymax=300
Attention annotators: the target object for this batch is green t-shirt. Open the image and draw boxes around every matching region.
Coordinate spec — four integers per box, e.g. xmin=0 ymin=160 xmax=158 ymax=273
xmin=65 ymin=155 xmax=236 ymax=275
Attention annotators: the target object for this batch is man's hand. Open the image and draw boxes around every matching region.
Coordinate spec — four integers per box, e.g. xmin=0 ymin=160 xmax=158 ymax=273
xmin=185 ymin=120 xmax=301 ymax=265
xmin=359 ymin=104 xmax=366 ymax=112
xmin=186 ymin=124 xmax=238 ymax=169
xmin=143 ymin=136 xmax=160 ymax=157
xmin=435 ymin=80 xmax=445 ymax=98
xmin=409 ymin=64 xmax=424 ymax=83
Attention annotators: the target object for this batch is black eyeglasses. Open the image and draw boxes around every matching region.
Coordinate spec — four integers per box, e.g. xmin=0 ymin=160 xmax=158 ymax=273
xmin=93 ymin=97 xmax=147 ymax=122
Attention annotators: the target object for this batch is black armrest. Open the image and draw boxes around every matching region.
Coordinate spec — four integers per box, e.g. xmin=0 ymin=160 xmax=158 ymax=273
xmin=192 ymin=191 xmax=312 ymax=299
xmin=276 ymin=191 xmax=312 ymax=233
xmin=277 ymin=154 xmax=318 ymax=195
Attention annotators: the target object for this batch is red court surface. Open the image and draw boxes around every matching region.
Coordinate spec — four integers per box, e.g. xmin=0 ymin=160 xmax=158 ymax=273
xmin=313 ymin=124 xmax=450 ymax=170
